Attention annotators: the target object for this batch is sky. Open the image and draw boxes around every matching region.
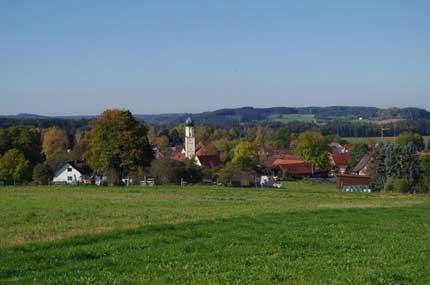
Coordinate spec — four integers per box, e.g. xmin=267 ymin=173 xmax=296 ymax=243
xmin=1 ymin=0 xmax=429 ymax=115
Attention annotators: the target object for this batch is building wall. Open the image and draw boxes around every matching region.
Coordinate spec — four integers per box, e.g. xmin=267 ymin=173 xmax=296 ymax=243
xmin=185 ymin=126 xmax=195 ymax=159
xmin=53 ymin=164 xmax=85 ymax=184
xmin=336 ymin=174 xmax=371 ymax=190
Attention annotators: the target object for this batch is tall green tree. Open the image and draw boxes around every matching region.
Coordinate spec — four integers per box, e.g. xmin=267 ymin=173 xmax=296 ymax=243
xmin=419 ymin=155 xmax=430 ymax=181
xmin=294 ymin=131 xmax=330 ymax=174
xmin=400 ymin=142 xmax=420 ymax=187
xmin=85 ymin=109 xmax=153 ymax=184
xmin=396 ymin=132 xmax=425 ymax=151
xmin=0 ymin=149 xmax=31 ymax=184
xmin=32 ymin=163 xmax=54 ymax=185
xmin=272 ymin=126 xmax=291 ymax=148
xmin=384 ymin=143 xmax=402 ymax=178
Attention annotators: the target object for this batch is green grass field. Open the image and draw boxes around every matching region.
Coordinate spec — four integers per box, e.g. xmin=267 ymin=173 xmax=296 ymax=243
xmin=267 ymin=114 xmax=315 ymax=123
xmin=343 ymin=136 xmax=429 ymax=147
xmin=1 ymin=183 xmax=430 ymax=284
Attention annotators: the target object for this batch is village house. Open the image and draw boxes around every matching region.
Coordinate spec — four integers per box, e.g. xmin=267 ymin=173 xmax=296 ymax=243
xmin=329 ymin=153 xmax=350 ymax=175
xmin=47 ymin=160 xmax=92 ymax=184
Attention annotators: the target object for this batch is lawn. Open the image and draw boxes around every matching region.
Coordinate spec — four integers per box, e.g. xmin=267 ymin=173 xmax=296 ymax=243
xmin=343 ymin=136 xmax=430 ymax=147
xmin=267 ymin=114 xmax=315 ymax=123
xmin=1 ymin=183 xmax=430 ymax=284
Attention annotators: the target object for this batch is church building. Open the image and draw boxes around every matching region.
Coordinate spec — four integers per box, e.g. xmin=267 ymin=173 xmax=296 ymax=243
xmin=170 ymin=117 xmax=221 ymax=169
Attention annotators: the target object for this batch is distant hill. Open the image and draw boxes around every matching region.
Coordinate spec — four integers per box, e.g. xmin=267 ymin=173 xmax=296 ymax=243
xmin=134 ymin=106 xmax=430 ymax=126
xmin=1 ymin=106 xmax=429 ymax=127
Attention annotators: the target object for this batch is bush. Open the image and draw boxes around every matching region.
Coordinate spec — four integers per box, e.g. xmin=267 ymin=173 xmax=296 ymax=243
xmin=32 ymin=163 xmax=54 ymax=185
xmin=412 ymin=182 xmax=429 ymax=194
xmin=384 ymin=177 xmax=410 ymax=193
xmin=150 ymin=158 xmax=203 ymax=185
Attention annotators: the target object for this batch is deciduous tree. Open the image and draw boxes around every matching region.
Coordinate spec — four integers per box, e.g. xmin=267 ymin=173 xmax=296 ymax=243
xmin=0 ymin=149 xmax=31 ymax=184
xmin=231 ymin=141 xmax=257 ymax=170
xmin=396 ymin=132 xmax=425 ymax=151
xmin=85 ymin=109 xmax=153 ymax=184
xmin=42 ymin=128 xmax=70 ymax=160
xmin=294 ymin=131 xmax=330 ymax=174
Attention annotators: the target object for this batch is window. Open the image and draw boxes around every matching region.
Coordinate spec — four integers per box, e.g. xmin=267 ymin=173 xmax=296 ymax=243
xmin=67 ymin=167 xmax=73 ymax=172
xmin=67 ymin=176 xmax=73 ymax=181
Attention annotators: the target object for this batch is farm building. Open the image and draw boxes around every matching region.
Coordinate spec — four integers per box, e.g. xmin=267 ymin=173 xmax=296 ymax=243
xmin=336 ymin=174 xmax=371 ymax=191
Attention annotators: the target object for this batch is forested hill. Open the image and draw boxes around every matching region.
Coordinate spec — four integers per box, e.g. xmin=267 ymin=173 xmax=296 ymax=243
xmin=135 ymin=106 xmax=430 ymax=126
xmin=1 ymin=106 xmax=429 ymax=128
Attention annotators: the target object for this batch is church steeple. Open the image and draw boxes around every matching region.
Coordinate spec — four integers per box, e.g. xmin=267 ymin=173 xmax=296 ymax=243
xmin=184 ymin=117 xmax=195 ymax=159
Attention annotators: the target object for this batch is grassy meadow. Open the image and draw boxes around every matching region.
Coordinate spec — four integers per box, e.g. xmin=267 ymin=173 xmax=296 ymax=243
xmin=343 ymin=136 xmax=429 ymax=147
xmin=1 ymin=183 xmax=430 ymax=284
xmin=267 ymin=114 xmax=316 ymax=123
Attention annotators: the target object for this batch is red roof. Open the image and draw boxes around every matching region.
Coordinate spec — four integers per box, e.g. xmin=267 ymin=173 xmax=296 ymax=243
xmin=257 ymin=148 xmax=295 ymax=167
xmin=171 ymin=151 xmax=185 ymax=161
xmin=275 ymin=162 xmax=314 ymax=175
xmin=272 ymin=158 xmax=305 ymax=167
xmin=418 ymin=151 xmax=430 ymax=156
xmin=197 ymin=155 xmax=221 ymax=168
xmin=330 ymin=153 xmax=350 ymax=168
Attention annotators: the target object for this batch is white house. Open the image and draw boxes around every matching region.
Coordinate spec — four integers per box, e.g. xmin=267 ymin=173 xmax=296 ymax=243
xmin=48 ymin=160 xmax=92 ymax=184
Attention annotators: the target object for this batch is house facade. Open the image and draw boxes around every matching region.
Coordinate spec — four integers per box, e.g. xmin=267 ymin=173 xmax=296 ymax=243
xmin=49 ymin=160 xmax=92 ymax=184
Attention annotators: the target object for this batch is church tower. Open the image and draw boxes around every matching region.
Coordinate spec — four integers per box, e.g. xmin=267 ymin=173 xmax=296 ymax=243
xmin=184 ymin=117 xmax=196 ymax=159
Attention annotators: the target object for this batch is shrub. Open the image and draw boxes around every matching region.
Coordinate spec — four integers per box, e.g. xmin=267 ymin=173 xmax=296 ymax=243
xmin=32 ymin=163 xmax=53 ymax=185
xmin=384 ymin=177 xmax=410 ymax=193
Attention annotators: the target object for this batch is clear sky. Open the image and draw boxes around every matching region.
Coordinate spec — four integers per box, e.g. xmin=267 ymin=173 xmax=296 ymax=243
xmin=1 ymin=1 xmax=429 ymax=115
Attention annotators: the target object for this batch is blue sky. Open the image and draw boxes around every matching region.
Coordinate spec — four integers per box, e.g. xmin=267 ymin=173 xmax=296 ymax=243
xmin=1 ymin=1 xmax=429 ymax=115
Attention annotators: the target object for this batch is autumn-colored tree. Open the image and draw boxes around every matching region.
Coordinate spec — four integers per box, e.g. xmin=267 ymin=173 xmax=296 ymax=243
xmin=0 ymin=149 xmax=31 ymax=184
xmin=71 ymin=131 xmax=89 ymax=160
xmin=232 ymin=141 xmax=257 ymax=170
xmin=85 ymin=109 xmax=153 ymax=184
xmin=42 ymin=128 xmax=70 ymax=160
xmin=155 ymin=135 xmax=169 ymax=154
xmin=294 ymin=131 xmax=330 ymax=174
xmin=202 ymin=143 xmax=219 ymax=156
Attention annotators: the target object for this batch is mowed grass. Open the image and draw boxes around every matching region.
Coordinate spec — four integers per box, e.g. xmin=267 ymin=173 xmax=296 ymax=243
xmin=1 ymin=183 xmax=430 ymax=284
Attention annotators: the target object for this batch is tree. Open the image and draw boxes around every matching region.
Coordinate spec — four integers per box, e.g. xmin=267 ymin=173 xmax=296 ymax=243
xmin=272 ymin=126 xmax=291 ymax=148
xmin=369 ymin=145 xmax=385 ymax=191
xmin=71 ymin=132 xmax=89 ymax=160
xmin=231 ymin=141 xmax=257 ymax=170
xmin=294 ymin=131 xmax=330 ymax=174
xmin=202 ymin=143 xmax=219 ymax=156
xmin=400 ymin=142 xmax=420 ymax=187
xmin=32 ymin=163 xmax=53 ymax=185
xmin=348 ymin=143 xmax=368 ymax=169
xmin=0 ymin=149 xmax=31 ymax=184
xmin=42 ymin=127 xmax=70 ymax=160
xmin=150 ymin=158 xmax=203 ymax=185
xmin=85 ymin=109 xmax=153 ymax=185
xmin=384 ymin=143 xmax=402 ymax=178
xmin=150 ymin=158 xmax=182 ymax=184
xmin=168 ymin=129 xmax=182 ymax=146
xmin=420 ymin=155 xmax=430 ymax=181
xmin=396 ymin=132 xmax=425 ymax=151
